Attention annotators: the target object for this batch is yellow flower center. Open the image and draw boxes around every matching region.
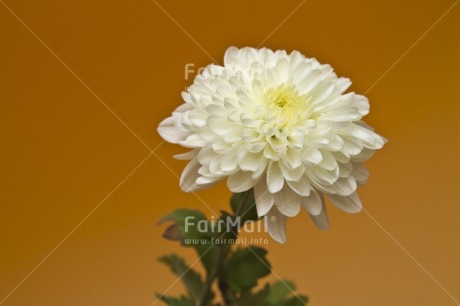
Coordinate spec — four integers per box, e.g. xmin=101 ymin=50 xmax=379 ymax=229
xmin=264 ymin=84 xmax=311 ymax=129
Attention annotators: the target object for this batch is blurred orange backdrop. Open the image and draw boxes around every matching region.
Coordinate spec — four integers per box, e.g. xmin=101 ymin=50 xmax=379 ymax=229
xmin=1 ymin=0 xmax=459 ymax=305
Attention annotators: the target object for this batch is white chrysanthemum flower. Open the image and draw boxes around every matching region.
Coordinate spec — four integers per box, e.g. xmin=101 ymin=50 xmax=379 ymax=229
xmin=158 ymin=47 xmax=385 ymax=243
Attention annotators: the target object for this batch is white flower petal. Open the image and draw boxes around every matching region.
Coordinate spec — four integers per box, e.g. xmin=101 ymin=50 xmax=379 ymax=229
xmin=333 ymin=151 xmax=350 ymax=163
xmin=197 ymin=144 xmax=216 ymax=165
xmin=287 ymin=175 xmax=311 ymax=196
xmin=180 ymin=158 xmax=203 ymax=192
xmin=328 ymin=192 xmax=362 ymax=213
xmin=223 ymin=126 xmax=243 ymax=143
xmin=303 ymin=147 xmax=323 ymax=165
xmin=188 ymin=109 xmax=208 ymax=128
xmin=296 ymin=69 xmax=323 ymax=94
xmin=207 ymin=115 xmax=231 ymax=135
xmin=196 ymin=176 xmax=221 ymax=189
xmin=205 ymin=104 xmax=227 ymax=117
xmin=310 ymin=174 xmax=353 ymax=197
xmin=352 ymin=163 xmax=369 ymax=186
xmin=242 ymin=128 xmax=261 ymax=142
xmin=309 ymin=81 xmax=335 ymax=104
xmin=263 ymin=144 xmax=282 ymax=160
xmin=223 ymin=46 xmax=240 ymax=66
xmin=181 ymin=134 xmax=206 ymax=148
xmin=174 ymin=149 xmax=199 ymax=160
xmin=288 ymin=50 xmax=304 ymax=73
xmin=274 ymin=185 xmax=301 ymax=217
xmin=341 ymin=124 xmax=384 ymax=150
xmin=266 ymin=207 xmax=288 ymax=244
xmin=280 ymin=161 xmax=304 ymax=182
xmin=341 ymin=139 xmax=363 ymax=156
xmin=157 ymin=116 xmax=189 ymax=144
xmin=353 ymin=95 xmax=370 ymax=116
xmin=291 ymin=60 xmax=313 ymax=82
xmin=317 ymin=150 xmax=338 ymax=171
xmin=238 ymin=150 xmax=264 ymax=171
xmin=338 ymin=161 xmax=352 ymax=178
xmin=350 ymin=148 xmax=376 ymax=163
xmin=300 ymin=188 xmax=322 ymax=216
xmin=324 ymin=107 xmax=361 ymax=121
xmin=335 ymin=77 xmax=352 ymax=93
xmin=276 ymin=58 xmax=289 ymax=82
xmin=227 ymin=171 xmax=259 ymax=193
xmin=175 ymin=101 xmax=194 ymax=112
xmin=333 ymin=176 xmax=357 ymax=196
xmin=284 ymin=148 xmax=302 ymax=168
xmin=251 ymin=157 xmax=269 ymax=180
xmin=248 ymin=142 xmax=266 ymax=153
xmin=309 ymin=193 xmax=329 ymax=230
xmin=254 ymin=178 xmax=275 ymax=216
xmin=324 ymin=134 xmax=344 ymax=151
xmin=220 ymin=149 xmax=238 ymax=172
xmin=267 ymin=161 xmax=284 ymax=193
xmin=307 ymin=165 xmax=339 ymax=185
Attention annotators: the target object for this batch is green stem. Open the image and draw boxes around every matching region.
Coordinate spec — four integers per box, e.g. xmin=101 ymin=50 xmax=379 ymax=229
xmin=218 ymin=277 xmax=232 ymax=306
xmin=235 ymin=190 xmax=252 ymax=216
xmin=200 ymin=245 xmax=226 ymax=306
xmin=199 ymin=190 xmax=252 ymax=306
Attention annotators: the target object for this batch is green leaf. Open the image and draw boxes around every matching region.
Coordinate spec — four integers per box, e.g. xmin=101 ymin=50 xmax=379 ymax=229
xmin=159 ymin=209 xmax=211 ymax=243
xmin=285 ymin=295 xmax=309 ymax=306
xmin=155 ymin=294 xmax=195 ymax=306
xmin=230 ymin=192 xmax=243 ymax=213
xmin=266 ymin=280 xmax=296 ymax=305
xmin=159 ymin=209 xmax=223 ymax=287
xmin=231 ymin=191 xmax=259 ymax=222
xmin=266 ymin=280 xmax=308 ymax=306
xmin=227 ymin=246 xmax=271 ymax=291
xmin=194 ymin=242 xmax=220 ymax=274
xmin=234 ymin=284 xmax=271 ymax=306
xmin=162 ymin=223 xmax=182 ymax=240
xmin=159 ymin=254 xmax=204 ymax=302
xmin=211 ymin=211 xmax=238 ymax=243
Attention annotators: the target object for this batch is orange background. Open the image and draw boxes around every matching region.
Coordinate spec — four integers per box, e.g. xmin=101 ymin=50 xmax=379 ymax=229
xmin=1 ymin=0 xmax=460 ymax=305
